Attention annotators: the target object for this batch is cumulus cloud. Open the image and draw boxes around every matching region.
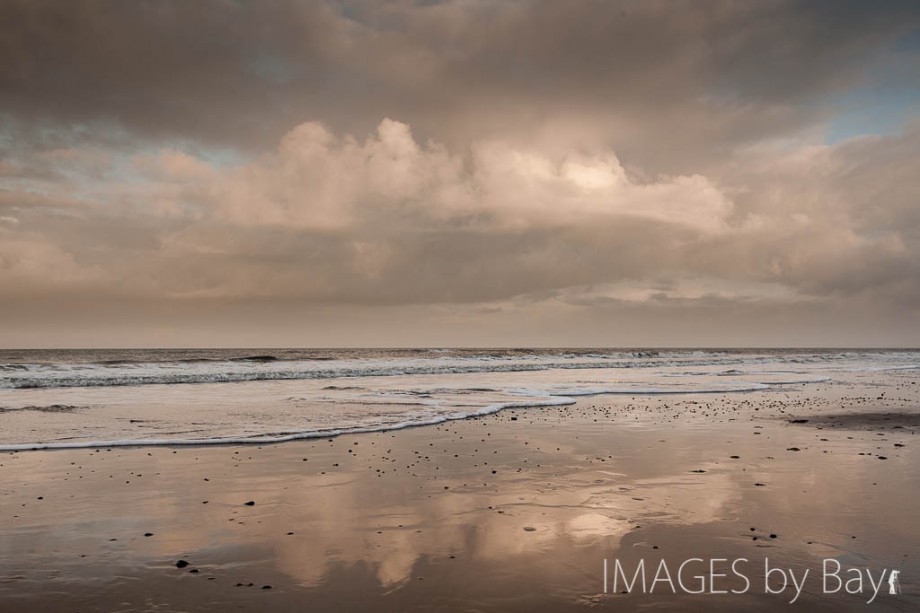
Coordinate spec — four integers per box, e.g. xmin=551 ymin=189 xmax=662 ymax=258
xmin=199 ymin=119 xmax=733 ymax=235
xmin=3 ymin=119 xmax=735 ymax=304
xmin=3 ymin=118 xmax=918 ymax=311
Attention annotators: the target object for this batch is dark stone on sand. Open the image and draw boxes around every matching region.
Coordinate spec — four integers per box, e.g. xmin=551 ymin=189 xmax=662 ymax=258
xmin=690 ymin=469 xmax=706 ymax=473
xmin=769 ymin=534 xmax=777 ymax=539
xmin=878 ymin=456 xmax=888 ymax=460
xmin=189 ymin=569 xmax=199 ymax=574
xmin=262 ymin=585 xmax=272 ymax=589
xmin=144 ymin=532 xmax=154 ymax=537
xmin=788 ymin=419 xmax=809 ymax=424
xmin=523 ymin=526 xmax=537 ymax=532
xmin=244 ymin=500 xmax=255 ymax=506
xmin=788 ymin=411 xmax=920 ymax=431
xmin=786 ymin=447 xmax=800 ymax=452
xmin=176 ymin=560 xmax=189 ymax=568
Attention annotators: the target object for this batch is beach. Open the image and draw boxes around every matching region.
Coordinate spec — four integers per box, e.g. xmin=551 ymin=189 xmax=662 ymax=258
xmin=1 ymin=362 xmax=917 ymax=611
xmin=5 ymin=2 xmax=920 ymax=610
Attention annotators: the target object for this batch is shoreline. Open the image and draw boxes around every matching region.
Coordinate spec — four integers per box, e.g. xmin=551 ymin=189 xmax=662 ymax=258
xmin=0 ymin=396 xmax=579 ymax=452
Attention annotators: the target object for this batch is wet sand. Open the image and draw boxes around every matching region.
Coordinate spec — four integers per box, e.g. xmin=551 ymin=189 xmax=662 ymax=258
xmin=1 ymin=372 xmax=918 ymax=611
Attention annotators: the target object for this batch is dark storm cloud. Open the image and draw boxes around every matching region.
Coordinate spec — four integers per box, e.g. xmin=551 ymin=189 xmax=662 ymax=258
xmin=2 ymin=1 xmax=916 ymax=160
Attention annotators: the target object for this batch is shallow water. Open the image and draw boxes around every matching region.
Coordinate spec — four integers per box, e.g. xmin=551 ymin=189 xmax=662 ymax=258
xmin=0 ymin=349 xmax=917 ymax=449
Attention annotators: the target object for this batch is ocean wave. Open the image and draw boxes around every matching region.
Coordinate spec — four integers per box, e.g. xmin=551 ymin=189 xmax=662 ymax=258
xmin=0 ymin=404 xmax=86 ymax=413
xmin=0 ymin=357 xmax=734 ymax=389
xmin=3 ymin=351 xmax=906 ymax=390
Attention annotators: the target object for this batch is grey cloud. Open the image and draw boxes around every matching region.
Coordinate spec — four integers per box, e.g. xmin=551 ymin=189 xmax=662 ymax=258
xmin=2 ymin=1 xmax=916 ymax=171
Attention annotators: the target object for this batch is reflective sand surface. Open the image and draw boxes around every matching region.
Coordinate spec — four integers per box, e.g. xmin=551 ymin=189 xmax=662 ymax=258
xmin=1 ymin=370 xmax=918 ymax=611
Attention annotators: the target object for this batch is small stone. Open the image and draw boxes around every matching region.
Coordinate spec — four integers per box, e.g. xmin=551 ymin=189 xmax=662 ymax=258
xmin=176 ymin=560 xmax=189 ymax=568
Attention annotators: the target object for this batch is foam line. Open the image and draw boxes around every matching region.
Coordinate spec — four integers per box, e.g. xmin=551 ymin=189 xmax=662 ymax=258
xmin=0 ymin=397 xmax=576 ymax=452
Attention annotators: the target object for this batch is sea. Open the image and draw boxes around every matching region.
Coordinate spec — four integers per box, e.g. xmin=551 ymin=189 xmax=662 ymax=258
xmin=0 ymin=348 xmax=917 ymax=450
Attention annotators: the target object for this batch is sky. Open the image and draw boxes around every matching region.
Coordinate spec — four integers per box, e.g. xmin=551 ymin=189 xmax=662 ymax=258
xmin=1 ymin=0 xmax=919 ymax=348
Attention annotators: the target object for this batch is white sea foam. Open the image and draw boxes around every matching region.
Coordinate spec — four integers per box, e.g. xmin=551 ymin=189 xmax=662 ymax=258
xmin=1 ymin=349 xmax=914 ymax=390
xmin=0 ymin=396 xmax=576 ymax=451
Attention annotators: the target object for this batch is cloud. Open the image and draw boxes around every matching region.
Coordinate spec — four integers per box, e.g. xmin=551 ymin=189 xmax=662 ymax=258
xmin=51 ymin=119 xmax=733 ymax=306
xmin=201 ymin=119 xmax=732 ymax=235
xmin=0 ymin=1 xmax=918 ymax=345
xmin=0 ymin=228 xmax=100 ymax=288
xmin=3 ymin=118 xmax=918 ymax=316
xmin=2 ymin=1 xmax=916 ymax=172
